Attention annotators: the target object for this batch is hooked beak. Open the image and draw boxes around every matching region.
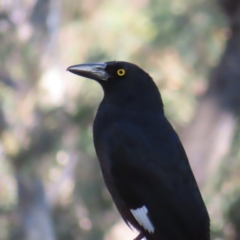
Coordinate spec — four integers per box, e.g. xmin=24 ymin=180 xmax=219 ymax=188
xmin=67 ymin=62 xmax=109 ymax=81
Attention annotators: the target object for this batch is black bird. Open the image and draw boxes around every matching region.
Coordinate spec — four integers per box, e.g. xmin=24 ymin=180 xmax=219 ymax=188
xmin=67 ymin=61 xmax=210 ymax=240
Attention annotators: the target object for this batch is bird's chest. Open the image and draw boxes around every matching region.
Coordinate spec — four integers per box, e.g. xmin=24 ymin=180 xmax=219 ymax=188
xmin=93 ymin=115 xmax=146 ymax=229
xmin=93 ymin=115 xmax=114 ymax=181
xmin=93 ymin=103 xmax=123 ymax=162
xmin=93 ymin=115 xmax=131 ymax=214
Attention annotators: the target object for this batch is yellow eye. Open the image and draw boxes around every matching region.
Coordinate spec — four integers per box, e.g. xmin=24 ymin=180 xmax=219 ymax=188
xmin=117 ymin=69 xmax=126 ymax=76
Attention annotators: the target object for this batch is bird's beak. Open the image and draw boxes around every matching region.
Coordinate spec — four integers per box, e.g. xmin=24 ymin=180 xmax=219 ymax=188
xmin=67 ymin=62 xmax=109 ymax=81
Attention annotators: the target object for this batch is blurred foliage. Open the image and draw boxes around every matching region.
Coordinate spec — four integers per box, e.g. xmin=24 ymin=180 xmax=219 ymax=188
xmin=0 ymin=0 xmax=240 ymax=240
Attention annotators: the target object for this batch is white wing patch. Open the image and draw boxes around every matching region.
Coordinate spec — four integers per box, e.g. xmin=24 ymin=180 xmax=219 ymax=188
xmin=130 ymin=206 xmax=154 ymax=233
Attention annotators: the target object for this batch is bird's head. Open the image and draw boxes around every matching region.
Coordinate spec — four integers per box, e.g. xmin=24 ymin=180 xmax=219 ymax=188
xmin=67 ymin=61 xmax=163 ymax=110
xmin=67 ymin=61 xmax=149 ymax=84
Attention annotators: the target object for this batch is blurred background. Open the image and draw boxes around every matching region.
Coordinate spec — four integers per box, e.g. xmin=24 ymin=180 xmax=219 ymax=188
xmin=0 ymin=0 xmax=240 ymax=239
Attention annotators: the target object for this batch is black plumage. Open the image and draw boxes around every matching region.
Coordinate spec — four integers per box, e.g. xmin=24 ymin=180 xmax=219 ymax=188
xmin=67 ymin=61 xmax=210 ymax=240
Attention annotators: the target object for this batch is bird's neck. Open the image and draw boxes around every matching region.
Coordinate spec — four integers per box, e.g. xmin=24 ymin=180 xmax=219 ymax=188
xmin=102 ymin=86 xmax=164 ymax=114
xmin=93 ymin=90 xmax=164 ymax=151
xmin=102 ymin=96 xmax=163 ymax=114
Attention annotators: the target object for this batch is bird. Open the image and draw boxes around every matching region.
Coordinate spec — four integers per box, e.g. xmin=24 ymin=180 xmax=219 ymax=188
xmin=67 ymin=61 xmax=210 ymax=240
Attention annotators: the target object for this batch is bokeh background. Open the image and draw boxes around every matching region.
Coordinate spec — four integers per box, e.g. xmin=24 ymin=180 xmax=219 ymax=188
xmin=1 ymin=0 xmax=240 ymax=239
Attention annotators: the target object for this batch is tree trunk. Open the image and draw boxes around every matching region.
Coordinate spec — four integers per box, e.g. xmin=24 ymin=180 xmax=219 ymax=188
xmin=17 ymin=175 xmax=56 ymax=240
xmin=181 ymin=0 xmax=240 ymax=188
